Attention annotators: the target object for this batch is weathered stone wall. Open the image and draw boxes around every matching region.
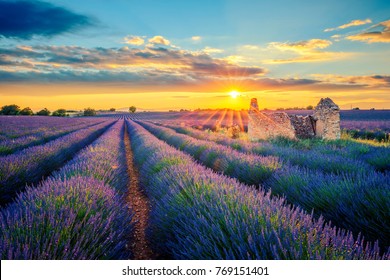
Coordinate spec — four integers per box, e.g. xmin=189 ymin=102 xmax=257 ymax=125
xmin=289 ymin=115 xmax=316 ymax=138
xmin=313 ymin=98 xmax=340 ymax=140
xmin=248 ymin=98 xmax=296 ymax=141
xmin=248 ymin=97 xmax=340 ymax=141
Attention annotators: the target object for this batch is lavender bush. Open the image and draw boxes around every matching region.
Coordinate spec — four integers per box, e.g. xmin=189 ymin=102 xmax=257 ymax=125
xmin=0 ymin=120 xmax=134 ymax=259
xmin=138 ymin=121 xmax=280 ymax=185
xmin=126 ymin=120 xmax=388 ymax=260
xmin=0 ymin=120 xmax=114 ymax=205
xmin=269 ymin=135 xmax=390 ymax=172
xmin=0 ymin=116 xmax=100 ymax=139
xmin=268 ymin=165 xmax=390 ymax=248
xmin=0 ymin=176 xmax=131 ymax=259
xmin=0 ymin=118 xmax=106 ymax=155
xmin=139 ymin=121 xmax=390 ymax=249
xmin=164 ymin=123 xmax=374 ymax=175
xmin=52 ymin=120 xmax=129 ymax=193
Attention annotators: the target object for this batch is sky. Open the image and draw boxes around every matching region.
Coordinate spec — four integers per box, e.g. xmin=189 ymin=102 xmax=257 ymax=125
xmin=0 ymin=0 xmax=389 ymax=111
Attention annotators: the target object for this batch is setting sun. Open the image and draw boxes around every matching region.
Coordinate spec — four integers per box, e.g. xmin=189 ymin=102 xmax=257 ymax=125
xmin=229 ymin=90 xmax=240 ymax=99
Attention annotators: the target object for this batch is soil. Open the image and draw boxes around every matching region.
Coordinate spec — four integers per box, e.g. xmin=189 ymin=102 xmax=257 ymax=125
xmin=124 ymin=124 xmax=157 ymax=260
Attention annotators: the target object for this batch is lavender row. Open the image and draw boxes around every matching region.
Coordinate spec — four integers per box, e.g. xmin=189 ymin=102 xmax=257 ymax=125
xmin=0 ymin=120 xmax=115 ymax=206
xmin=126 ymin=120 xmax=387 ymax=259
xmin=0 ymin=119 xmax=107 ymax=155
xmin=341 ymin=120 xmax=390 ymax=132
xmin=163 ymin=121 xmax=389 ymax=172
xmin=137 ymin=121 xmax=280 ymax=185
xmin=164 ymin=123 xmax=374 ymax=175
xmin=138 ymin=121 xmax=390 ymax=249
xmin=0 ymin=120 xmax=134 ymax=259
xmin=0 ymin=116 xmax=102 ymax=139
xmin=268 ymin=165 xmax=390 ymax=248
xmin=269 ymin=135 xmax=390 ymax=172
xmin=52 ymin=120 xmax=128 ymax=193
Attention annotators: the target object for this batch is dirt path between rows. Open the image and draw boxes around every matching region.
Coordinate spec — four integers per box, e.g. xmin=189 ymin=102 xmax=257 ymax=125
xmin=124 ymin=124 xmax=157 ymax=260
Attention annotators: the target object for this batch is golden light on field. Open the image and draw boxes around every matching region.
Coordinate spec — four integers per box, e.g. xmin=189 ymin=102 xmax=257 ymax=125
xmin=229 ymin=90 xmax=240 ymax=99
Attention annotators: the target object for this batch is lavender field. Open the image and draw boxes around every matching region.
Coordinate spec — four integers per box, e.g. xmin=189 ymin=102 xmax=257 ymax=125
xmin=0 ymin=113 xmax=389 ymax=260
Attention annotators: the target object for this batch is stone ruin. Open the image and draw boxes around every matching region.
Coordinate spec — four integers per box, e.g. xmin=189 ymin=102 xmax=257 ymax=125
xmin=248 ymin=97 xmax=340 ymax=141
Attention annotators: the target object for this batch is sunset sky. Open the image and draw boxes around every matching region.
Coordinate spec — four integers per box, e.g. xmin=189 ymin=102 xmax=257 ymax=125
xmin=0 ymin=0 xmax=389 ymax=111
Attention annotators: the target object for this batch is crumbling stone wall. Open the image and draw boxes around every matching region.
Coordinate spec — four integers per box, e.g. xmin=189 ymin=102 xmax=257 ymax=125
xmin=248 ymin=98 xmax=296 ymax=141
xmin=248 ymin=97 xmax=340 ymax=141
xmin=290 ymin=115 xmax=316 ymax=139
xmin=313 ymin=98 xmax=340 ymax=140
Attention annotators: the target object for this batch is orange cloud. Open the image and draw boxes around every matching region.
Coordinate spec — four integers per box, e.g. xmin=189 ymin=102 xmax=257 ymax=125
xmin=346 ymin=20 xmax=390 ymax=43
xmin=312 ymin=74 xmax=390 ymax=87
xmin=264 ymin=52 xmax=353 ymax=64
xmin=123 ymin=35 xmax=145 ymax=45
xmin=0 ymin=44 xmax=266 ymax=86
xmin=264 ymin=39 xmax=352 ymax=64
xmin=324 ymin=19 xmax=372 ymax=32
xmin=270 ymin=39 xmax=332 ymax=52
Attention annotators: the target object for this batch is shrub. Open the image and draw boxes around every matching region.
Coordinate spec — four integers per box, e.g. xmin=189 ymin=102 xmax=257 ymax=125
xmin=84 ymin=108 xmax=97 ymax=116
xmin=0 ymin=104 xmax=20 ymax=115
xmin=19 ymin=107 xmax=34 ymax=116
xmin=52 ymin=109 xmax=67 ymax=117
xmin=0 ymin=176 xmax=132 ymax=259
xmin=36 ymin=108 xmax=51 ymax=116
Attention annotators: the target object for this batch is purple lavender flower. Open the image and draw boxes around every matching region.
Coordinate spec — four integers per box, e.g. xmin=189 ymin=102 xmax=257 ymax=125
xmin=0 ymin=120 xmax=115 ymax=205
xmin=126 ymin=119 xmax=389 ymax=260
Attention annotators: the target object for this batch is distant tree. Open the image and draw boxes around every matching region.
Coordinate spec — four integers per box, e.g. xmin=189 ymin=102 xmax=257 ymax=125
xmin=19 ymin=107 xmax=34 ymax=115
xmin=109 ymin=108 xmax=116 ymax=112
xmin=306 ymin=105 xmax=314 ymax=110
xmin=0 ymin=104 xmax=20 ymax=115
xmin=36 ymin=108 xmax=51 ymax=116
xmin=83 ymin=107 xmax=97 ymax=116
xmin=52 ymin=109 xmax=67 ymax=117
xmin=352 ymin=107 xmax=360 ymax=110
xmin=129 ymin=106 xmax=136 ymax=113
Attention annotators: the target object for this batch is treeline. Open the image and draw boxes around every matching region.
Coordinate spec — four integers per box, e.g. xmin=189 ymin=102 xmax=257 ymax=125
xmin=0 ymin=104 xmax=98 ymax=117
xmin=275 ymin=105 xmax=314 ymax=110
